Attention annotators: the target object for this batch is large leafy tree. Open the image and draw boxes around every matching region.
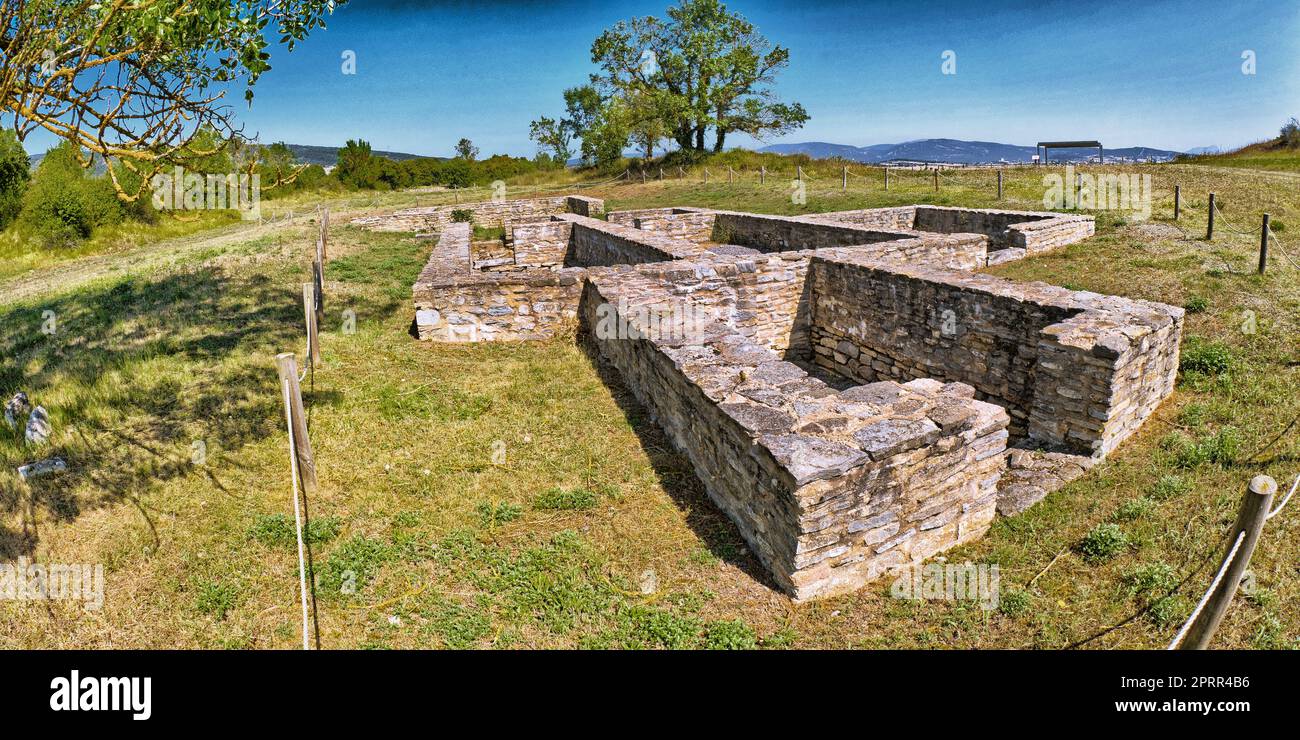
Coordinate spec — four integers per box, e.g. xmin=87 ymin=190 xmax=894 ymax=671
xmin=454 ymin=138 xmax=478 ymax=162
xmin=335 ymin=138 xmax=378 ymax=189
xmin=528 ymin=116 xmax=573 ymax=165
xmin=0 ymin=0 xmax=343 ymax=200
xmin=588 ymin=0 xmax=808 ymax=153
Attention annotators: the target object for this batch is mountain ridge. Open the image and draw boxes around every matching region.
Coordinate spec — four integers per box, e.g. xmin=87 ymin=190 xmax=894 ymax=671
xmin=759 ymin=138 xmax=1186 ymax=164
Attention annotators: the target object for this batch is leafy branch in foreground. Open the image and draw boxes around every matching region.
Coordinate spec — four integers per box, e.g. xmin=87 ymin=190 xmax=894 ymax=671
xmin=0 ymin=0 xmax=344 ymax=199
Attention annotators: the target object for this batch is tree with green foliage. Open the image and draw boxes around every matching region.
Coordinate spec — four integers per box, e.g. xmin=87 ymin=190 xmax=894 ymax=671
xmin=0 ymin=129 xmax=29 ymax=229
xmin=256 ymin=142 xmax=301 ymax=189
xmin=0 ymin=1 xmax=343 ymax=200
xmin=336 ymin=139 xmax=379 ymax=189
xmin=1281 ymin=117 xmax=1300 ymax=148
xmin=564 ymin=85 xmax=630 ymax=166
xmin=454 ymin=138 xmax=479 ymax=162
xmin=528 ymin=117 xmax=574 ymax=165
xmin=587 ymin=0 xmax=808 ymax=153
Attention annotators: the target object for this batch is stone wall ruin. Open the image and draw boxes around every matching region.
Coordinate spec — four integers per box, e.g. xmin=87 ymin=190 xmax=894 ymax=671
xmin=357 ymin=195 xmax=1180 ymax=600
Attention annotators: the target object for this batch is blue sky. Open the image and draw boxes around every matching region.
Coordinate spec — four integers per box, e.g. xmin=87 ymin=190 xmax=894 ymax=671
xmin=26 ymin=0 xmax=1300 ymax=159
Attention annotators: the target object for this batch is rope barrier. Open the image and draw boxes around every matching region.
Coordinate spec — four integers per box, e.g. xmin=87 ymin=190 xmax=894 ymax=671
xmin=1167 ymin=530 xmax=1246 ymax=650
xmin=1211 ymin=201 xmax=1258 ymax=238
xmin=1266 ymin=474 xmax=1298 ymax=520
xmin=1267 ymin=226 xmax=1300 ymax=270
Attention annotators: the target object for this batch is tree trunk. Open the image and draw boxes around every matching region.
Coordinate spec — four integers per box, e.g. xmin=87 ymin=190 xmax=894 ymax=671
xmin=694 ymin=125 xmax=705 ymax=151
xmin=713 ymin=128 xmax=727 ymax=153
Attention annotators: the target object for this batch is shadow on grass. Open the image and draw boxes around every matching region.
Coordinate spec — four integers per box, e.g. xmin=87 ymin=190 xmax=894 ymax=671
xmin=0 ymin=266 xmax=325 ymax=560
xmin=574 ymin=333 xmax=782 ymax=595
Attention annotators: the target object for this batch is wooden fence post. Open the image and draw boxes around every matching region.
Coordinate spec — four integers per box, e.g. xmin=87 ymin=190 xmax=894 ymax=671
xmin=1259 ymin=214 xmax=1270 ymax=274
xmin=884 ymin=166 xmax=889 ymax=191
xmin=320 ymin=208 xmax=329 ymax=261
xmin=760 ymin=166 xmax=766 ymax=185
xmin=728 ymin=166 xmax=734 ymax=185
xmin=703 ymin=168 xmax=709 ymax=184
xmin=797 ymin=166 xmax=803 ymax=182
xmin=1177 ymin=475 xmax=1276 ymax=649
xmin=313 ymin=237 xmax=325 ymax=326
xmin=997 ymin=170 xmax=1003 ymax=200
xmin=842 ymin=165 xmax=847 ymax=192
xmin=1174 ymin=185 xmax=1180 ymax=220
xmin=933 ymin=169 xmax=939 ymax=192
xmin=678 ymin=166 xmax=684 ymax=179
xmin=302 ymin=284 xmax=320 ymax=368
xmin=659 ymin=167 xmax=664 ymax=180
xmin=1207 ymin=193 xmax=1216 ymax=240
xmin=275 ymin=353 xmax=317 ymax=492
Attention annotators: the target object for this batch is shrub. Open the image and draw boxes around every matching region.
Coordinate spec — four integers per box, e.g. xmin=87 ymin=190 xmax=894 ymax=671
xmin=704 ymin=619 xmax=758 ymax=650
xmin=20 ymin=142 xmax=123 ymax=245
xmin=1280 ymin=117 xmax=1300 ymax=148
xmin=1179 ymin=337 xmax=1233 ymax=376
xmin=533 ymin=487 xmax=599 ymax=510
xmin=1122 ymin=562 xmax=1177 ymax=599
xmin=1183 ymin=295 xmax=1208 ymax=313
xmin=1113 ymin=496 xmax=1155 ymax=522
xmin=998 ymin=589 xmax=1032 ymax=616
xmin=1147 ymin=595 xmax=1188 ymax=628
xmin=0 ymin=128 xmax=29 ymax=230
xmin=1152 ymin=474 xmax=1191 ymax=500
xmin=1077 ymin=523 xmax=1129 ymax=563
xmin=476 ymin=500 xmax=522 ymax=527
xmin=450 ymin=208 xmax=473 ymax=223
xmin=193 ymin=580 xmax=239 ymax=620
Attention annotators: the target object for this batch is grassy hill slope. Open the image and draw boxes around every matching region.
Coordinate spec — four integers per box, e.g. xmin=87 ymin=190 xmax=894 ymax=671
xmin=1182 ymin=138 xmax=1300 ymax=173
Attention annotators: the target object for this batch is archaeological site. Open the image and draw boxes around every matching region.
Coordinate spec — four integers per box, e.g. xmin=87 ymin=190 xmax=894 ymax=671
xmin=354 ymin=195 xmax=1183 ymax=601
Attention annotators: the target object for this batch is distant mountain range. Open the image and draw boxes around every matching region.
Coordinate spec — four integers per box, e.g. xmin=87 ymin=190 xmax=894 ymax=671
xmin=27 ymin=143 xmax=431 ymax=170
xmin=280 ymin=143 xmax=431 ymax=167
xmin=759 ymin=138 xmax=1191 ymax=164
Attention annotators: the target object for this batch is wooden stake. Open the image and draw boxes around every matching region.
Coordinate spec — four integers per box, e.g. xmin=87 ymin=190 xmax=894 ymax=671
xmin=303 ymin=283 xmax=320 ymax=368
xmin=760 ymin=166 xmax=766 ymax=185
xmin=842 ymin=165 xmax=847 ymax=192
xmin=884 ymin=166 xmax=889 ymax=191
xmin=1259 ymin=214 xmax=1270 ymax=274
xmin=313 ymin=238 xmax=325 ymax=326
xmin=1174 ymin=185 xmax=1180 ymax=220
xmin=275 ymin=353 xmax=317 ymax=492
xmin=997 ymin=170 xmax=1003 ymax=200
xmin=1207 ymin=193 xmax=1216 ymax=240
xmin=320 ymin=208 xmax=329 ymax=260
xmin=1177 ymin=475 xmax=1276 ymax=649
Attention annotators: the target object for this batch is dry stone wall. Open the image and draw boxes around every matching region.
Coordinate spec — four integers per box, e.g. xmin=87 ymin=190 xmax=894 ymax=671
xmin=412 ymin=222 xmax=584 ymax=341
xmin=352 ymin=194 xmax=603 ymax=233
xmin=582 ymin=269 xmax=1009 ymax=601
xmin=808 ymin=256 xmax=1182 ymax=457
xmin=403 ymin=195 xmax=1178 ymax=600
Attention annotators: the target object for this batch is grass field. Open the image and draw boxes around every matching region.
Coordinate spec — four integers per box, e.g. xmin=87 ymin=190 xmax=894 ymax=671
xmin=2 ymin=160 xmax=1298 ymax=649
xmin=1183 ymin=139 xmax=1300 ymax=174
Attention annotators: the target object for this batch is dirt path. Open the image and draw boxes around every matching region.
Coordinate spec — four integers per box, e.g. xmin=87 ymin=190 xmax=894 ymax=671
xmin=0 ymin=197 xmax=406 ymax=307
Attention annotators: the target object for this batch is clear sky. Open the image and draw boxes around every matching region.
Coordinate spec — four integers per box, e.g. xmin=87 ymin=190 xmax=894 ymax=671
xmin=25 ymin=0 xmax=1300 ymax=159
